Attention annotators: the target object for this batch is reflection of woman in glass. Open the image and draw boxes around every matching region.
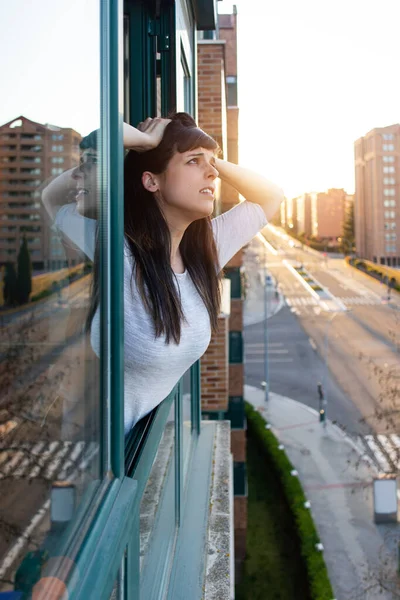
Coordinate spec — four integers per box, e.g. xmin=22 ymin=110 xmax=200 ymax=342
xmin=43 ymin=113 xmax=283 ymax=434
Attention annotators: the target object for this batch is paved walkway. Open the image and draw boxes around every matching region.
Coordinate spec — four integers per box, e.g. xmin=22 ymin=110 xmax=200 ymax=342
xmin=245 ymin=385 xmax=400 ymax=599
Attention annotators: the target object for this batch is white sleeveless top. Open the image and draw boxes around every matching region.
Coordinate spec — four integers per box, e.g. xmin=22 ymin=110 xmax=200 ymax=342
xmin=55 ymin=201 xmax=267 ymax=432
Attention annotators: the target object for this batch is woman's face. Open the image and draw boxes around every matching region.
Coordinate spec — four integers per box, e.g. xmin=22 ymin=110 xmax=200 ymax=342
xmin=146 ymin=146 xmax=219 ymax=224
xmin=72 ymin=149 xmax=98 ymax=218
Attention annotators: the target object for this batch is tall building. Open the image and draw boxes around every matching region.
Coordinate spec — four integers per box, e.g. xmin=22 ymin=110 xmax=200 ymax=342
xmin=310 ymin=188 xmax=347 ymax=239
xmin=0 ymin=116 xmax=81 ymax=270
xmin=354 ymin=124 xmax=400 ymax=265
xmin=295 ymin=193 xmax=312 ymax=236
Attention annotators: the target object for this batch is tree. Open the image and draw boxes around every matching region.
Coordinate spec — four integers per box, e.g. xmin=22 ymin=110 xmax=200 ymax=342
xmin=341 ymin=202 xmax=355 ymax=254
xmin=17 ymin=236 xmax=32 ymax=304
xmin=3 ymin=262 xmax=18 ymax=306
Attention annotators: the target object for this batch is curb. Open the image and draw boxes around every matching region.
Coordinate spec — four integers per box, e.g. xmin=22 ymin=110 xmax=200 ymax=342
xmin=244 ymin=385 xmax=378 ymax=474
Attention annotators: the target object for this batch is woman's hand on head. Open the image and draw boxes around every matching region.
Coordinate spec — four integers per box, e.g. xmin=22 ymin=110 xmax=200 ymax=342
xmin=123 ymin=118 xmax=170 ymax=152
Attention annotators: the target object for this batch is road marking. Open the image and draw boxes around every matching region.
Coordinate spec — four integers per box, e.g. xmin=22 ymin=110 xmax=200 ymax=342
xmin=309 ymin=338 xmax=317 ymax=351
xmin=0 ymin=499 xmax=51 ymax=582
xmin=364 ymin=435 xmax=392 ymax=472
xmin=377 ymin=435 xmax=398 ymax=465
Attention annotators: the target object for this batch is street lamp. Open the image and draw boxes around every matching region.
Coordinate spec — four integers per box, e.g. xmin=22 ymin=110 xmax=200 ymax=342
xmin=321 ymin=311 xmax=340 ymax=427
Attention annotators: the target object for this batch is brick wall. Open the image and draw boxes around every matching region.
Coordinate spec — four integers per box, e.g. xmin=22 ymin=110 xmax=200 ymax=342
xmin=197 ymin=41 xmax=227 ymax=156
xmin=200 ymin=314 xmax=229 ymax=412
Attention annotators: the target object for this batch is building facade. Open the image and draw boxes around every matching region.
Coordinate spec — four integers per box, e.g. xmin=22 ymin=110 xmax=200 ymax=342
xmin=0 ymin=117 xmax=81 ymax=270
xmin=354 ymin=124 xmax=400 ymax=265
xmin=310 ymin=188 xmax=347 ymax=240
xmin=294 ymin=193 xmax=312 ymax=236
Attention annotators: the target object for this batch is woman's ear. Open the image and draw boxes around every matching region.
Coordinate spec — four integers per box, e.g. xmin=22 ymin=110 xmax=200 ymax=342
xmin=141 ymin=171 xmax=159 ymax=193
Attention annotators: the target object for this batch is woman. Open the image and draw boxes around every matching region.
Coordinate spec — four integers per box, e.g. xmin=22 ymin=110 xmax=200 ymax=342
xmin=43 ymin=113 xmax=283 ymax=434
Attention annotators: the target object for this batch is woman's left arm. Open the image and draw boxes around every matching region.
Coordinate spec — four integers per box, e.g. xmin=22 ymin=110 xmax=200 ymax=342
xmin=215 ymin=157 xmax=284 ymax=221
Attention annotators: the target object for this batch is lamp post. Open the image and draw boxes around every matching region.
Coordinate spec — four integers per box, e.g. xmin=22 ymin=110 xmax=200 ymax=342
xmin=321 ymin=311 xmax=340 ymax=427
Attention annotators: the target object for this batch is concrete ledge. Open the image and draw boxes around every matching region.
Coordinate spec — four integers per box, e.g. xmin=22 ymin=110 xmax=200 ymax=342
xmin=204 ymin=421 xmax=234 ymax=600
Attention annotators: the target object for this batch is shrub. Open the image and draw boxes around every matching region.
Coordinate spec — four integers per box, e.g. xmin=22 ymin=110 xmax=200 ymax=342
xmin=245 ymin=402 xmax=335 ymax=600
xmin=31 ymin=289 xmax=53 ymax=302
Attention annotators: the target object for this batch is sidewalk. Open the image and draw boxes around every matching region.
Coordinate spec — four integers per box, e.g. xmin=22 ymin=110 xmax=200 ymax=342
xmin=245 ymin=385 xmax=400 ymax=600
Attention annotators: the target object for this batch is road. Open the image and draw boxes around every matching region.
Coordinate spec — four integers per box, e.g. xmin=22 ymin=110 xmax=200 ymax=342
xmin=0 ymin=277 xmax=100 ymax=592
xmin=243 ymin=228 xmax=400 ymax=470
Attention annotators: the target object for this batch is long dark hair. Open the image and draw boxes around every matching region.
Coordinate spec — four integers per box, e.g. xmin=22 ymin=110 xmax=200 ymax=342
xmin=87 ymin=113 xmax=222 ymax=344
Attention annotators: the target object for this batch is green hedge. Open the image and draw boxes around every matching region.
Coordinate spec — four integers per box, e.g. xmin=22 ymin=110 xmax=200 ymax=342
xmin=245 ymin=402 xmax=335 ymax=600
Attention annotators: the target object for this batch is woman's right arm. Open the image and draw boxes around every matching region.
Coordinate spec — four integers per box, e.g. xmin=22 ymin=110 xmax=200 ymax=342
xmin=42 ymin=118 xmax=170 ymax=220
xmin=41 ymin=168 xmax=77 ymax=221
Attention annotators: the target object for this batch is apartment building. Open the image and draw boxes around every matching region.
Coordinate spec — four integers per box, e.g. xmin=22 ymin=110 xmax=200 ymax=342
xmin=354 ymin=124 xmax=400 ymax=265
xmin=0 ymin=116 xmax=81 ymax=270
xmin=310 ymin=188 xmax=347 ymax=239
xmin=295 ymin=193 xmax=312 ymax=236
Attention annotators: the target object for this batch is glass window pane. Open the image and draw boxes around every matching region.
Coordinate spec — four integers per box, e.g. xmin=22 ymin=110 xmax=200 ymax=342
xmin=182 ymin=368 xmax=192 ymax=481
xmin=0 ymin=1 xmax=106 ymax=595
xmin=139 ymin=401 xmax=176 ymax=598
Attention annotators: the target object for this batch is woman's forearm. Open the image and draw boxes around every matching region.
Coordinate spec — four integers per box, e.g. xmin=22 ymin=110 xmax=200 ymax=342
xmin=41 ymin=168 xmax=77 ymax=220
xmin=215 ymin=157 xmax=284 ymax=220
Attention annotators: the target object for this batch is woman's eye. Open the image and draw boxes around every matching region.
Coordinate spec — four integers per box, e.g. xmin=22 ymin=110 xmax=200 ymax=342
xmin=188 ymin=158 xmax=198 ymax=164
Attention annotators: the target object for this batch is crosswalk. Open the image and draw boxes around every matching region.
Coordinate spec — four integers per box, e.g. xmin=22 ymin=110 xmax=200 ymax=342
xmin=356 ymin=434 xmax=400 ymax=473
xmin=285 ymin=294 xmax=382 ymax=308
xmin=0 ymin=440 xmax=99 ymax=482
xmin=286 ymin=296 xmax=318 ymax=307
xmin=244 ymin=342 xmax=293 ymax=365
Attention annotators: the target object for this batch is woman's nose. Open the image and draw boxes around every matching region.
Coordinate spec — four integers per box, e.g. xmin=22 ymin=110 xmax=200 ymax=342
xmin=208 ymin=163 xmax=219 ymax=179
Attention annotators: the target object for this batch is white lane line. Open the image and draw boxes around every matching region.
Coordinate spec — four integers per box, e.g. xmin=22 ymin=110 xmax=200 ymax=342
xmin=0 ymin=499 xmax=51 ymax=582
xmin=245 ymin=357 xmax=294 ymax=364
xmin=286 ymin=298 xmax=292 ymax=306
xmin=390 ymin=434 xmax=400 ymax=450
xmin=245 ymin=349 xmax=289 ymax=355
xmin=365 ymin=436 xmax=392 ymax=472
xmin=44 ymin=441 xmax=73 ymax=480
xmin=30 ymin=441 xmax=60 ymax=478
xmin=58 ymin=441 xmax=86 ymax=480
xmin=377 ymin=435 xmax=398 ymax=466
xmin=13 ymin=442 xmax=46 ymax=477
xmin=256 ymin=232 xmax=278 ymax=256
xmin=0 ymin=451 xmax=25 ymax=478
xmin=309 ymin=338 xmax=317 ymax=351
xmin=75 ymin=442 xmax=99 ymax=474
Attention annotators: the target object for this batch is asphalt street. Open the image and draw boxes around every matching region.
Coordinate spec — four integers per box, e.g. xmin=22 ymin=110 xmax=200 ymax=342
xmin=243 ymin=229 xmax=400 ymax=438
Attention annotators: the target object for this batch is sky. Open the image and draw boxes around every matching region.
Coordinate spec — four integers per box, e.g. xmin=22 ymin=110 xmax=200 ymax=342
xmin=1 ymin=0 xmax=399 ymax=199
xmin=219 ymin=0 xmax=400 ymax=197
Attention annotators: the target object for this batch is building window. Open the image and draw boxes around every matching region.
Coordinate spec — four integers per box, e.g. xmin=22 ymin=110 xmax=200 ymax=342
xmin=383 ymin=166 xmax=395 ymax=173
xmin=51 ymin=167 xmax=64 ymax=175
xmin=51 ymin=157 xmax=64 ymax=164
xmin=383 ymin=156 xmax=395 ymax=163
xmin=383 ymin=133 xmax=394 ymax=141
xmin=52 ymin=134 xmax=64 ymax=141
xmin=384 ymin=189 xmax=395 ymax=196
xmin=226 ymin=76 xmax=238 ymax=106
xmin=382 ymin=144 xmax=395 ymax=151
xmin=384 ymin=200 xmax=396 ymax=207
xmin=383 ymin=177 xmax=395 ymax=184
xmin=51 ymin=145 xmax=64 ymax=152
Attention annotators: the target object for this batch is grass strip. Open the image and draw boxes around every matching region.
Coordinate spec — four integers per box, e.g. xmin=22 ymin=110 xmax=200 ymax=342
xmin=243 ymin=402 xmax=335 ymax=600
